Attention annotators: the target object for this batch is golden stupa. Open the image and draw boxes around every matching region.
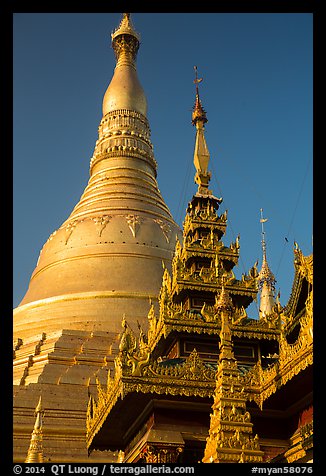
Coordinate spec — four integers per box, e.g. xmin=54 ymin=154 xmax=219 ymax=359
xmin=14 ymin=13 xmax=181 ymax=339
xmin=13 ymin=13 xmax=181 ymax=462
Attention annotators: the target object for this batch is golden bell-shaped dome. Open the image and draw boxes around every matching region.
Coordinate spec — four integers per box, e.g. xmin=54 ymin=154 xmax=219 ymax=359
xmin=14 ymin=13 xmax=181 ymax=343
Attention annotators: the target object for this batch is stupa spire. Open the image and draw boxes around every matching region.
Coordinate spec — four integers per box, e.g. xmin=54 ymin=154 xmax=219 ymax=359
xmin=103 ymin=12 xmax=146 ymax=117
xmin=258 ymin=209 xmax=276 ymax=319
xmin=192 ymin=66 xmax=212 ymax=196
xmin=25 ymin=396 xmax=44 ymax=463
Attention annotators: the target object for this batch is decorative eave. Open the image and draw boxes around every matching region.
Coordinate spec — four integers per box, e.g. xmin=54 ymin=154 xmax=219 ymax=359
xmin=180 ymin=242 xmax=240 ymax=266
xmin=283 ymin=271 xmax=304 ymax=316
xmin=151 ymin=301 xmax=280 ymax=344
xmin=170 ymin=247 xmax=258 ymax=303
xmin=171 ymin=279 xmax=258 ymax=300
xmin=294 ymin=246 xmax=313 ymax=284
xmin=86 ymin=349 xmax=216 ymax=448
xmin=183 ymin=209 xmax=227 ymax=237
xmin=241 ymin=310 xmax=313 ymax=408
xmin=282 ymin=248 xmax=313 ymax=333
xmin=284 ymin=248 xmax=313 ymax=309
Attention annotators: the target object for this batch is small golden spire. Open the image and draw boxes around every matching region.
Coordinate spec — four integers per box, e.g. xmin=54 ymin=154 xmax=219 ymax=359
xmin=258 ymin=209 xmax=276 ymax=287
xmin=25 ymin=396 xmax=45 ymax=463
xmin=192 ymin=66 xmax=212 ymax=195
xmin=258 ymin=209 xmax=276 ymax=319
xmin=192 ymin=66 xmax=208 ymax=125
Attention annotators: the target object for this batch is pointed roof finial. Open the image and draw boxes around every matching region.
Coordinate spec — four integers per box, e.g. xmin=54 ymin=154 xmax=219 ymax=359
xmin=258 ymin=209 xmax=275 ymax=288
xmin=25 ymin=396 xmax=45 ymax=463
xmin=258 ymin=209 xmax=276 ymax=319
xmin=192 ymin=66 xmax=208 ymax=125
xmin=191 ymin=66 xmax=212 ymax=195
xmin=35 ymin=396 xmax=43 ymax=417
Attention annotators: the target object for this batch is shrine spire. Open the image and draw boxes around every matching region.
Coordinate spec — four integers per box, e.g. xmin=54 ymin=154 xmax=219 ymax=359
xmin=192 ymin=66 xmax=212 ymax=196
xmin=25 ymin=396 xmax=45 ymax=463
xmin=258 ymin=208 xmax=276 ymax=319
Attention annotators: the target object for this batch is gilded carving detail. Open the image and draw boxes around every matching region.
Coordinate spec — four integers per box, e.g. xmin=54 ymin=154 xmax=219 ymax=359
xmin=140 ymin=445 xmax=183 ymax=463
xmin=92 ymin=215 xmax=112 ymax=236
xmin=183 ymin=203 xmax=226 ymax=231
xmin=64 ymin=220 xmax=80 ymax=244
xmin=90 ymin=107 xmax=157 ymax=173
xmin=144 ymin=349 xmax=216 ymax=381
xmin=151 ymin=295 xmax=280 ymax=344
xmin=154 ymin=219 xmax=171 ymax=243
xmin=126 ymin=214 xmax=143 ymax=238
xmin=294 ymin=244 xmax=313 ymax=284
xmin=283 ymin=246 xmax=313 ymax=327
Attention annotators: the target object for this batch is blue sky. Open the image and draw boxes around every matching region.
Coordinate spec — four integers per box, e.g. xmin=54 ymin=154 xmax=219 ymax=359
xmin=13 ymin=13 xmax=313 ymax=316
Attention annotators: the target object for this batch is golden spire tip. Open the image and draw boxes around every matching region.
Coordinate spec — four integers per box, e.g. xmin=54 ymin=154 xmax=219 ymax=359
xmin=192 ymin=66 xmax=207 ymax=125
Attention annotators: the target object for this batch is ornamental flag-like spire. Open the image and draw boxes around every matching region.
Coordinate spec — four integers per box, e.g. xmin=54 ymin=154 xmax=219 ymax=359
xmin=192 ymin=66 xmax=212 ymax=196
xmin=25 ymin=396 xmax=45 ymax=463
xmin=258 ymin=209 xmax=276 ymax=320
